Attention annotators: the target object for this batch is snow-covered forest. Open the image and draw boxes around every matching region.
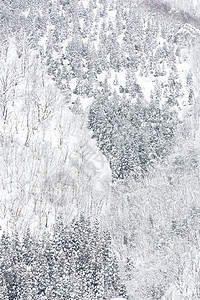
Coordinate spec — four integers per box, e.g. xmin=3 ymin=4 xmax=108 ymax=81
xmin=0 ymin=0 xmax=200 ymax=299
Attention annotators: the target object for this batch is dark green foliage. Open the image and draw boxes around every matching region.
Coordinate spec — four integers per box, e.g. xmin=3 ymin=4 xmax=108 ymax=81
xmin=165 ymin=68 xmax=182 ymax=106
xmin=188 ymin=89 xmax=194 ymax=105
xmin=0 ymin=216 xmax=126 ymax=299
xmin=89 ymin=92 xmax=178 ymax=180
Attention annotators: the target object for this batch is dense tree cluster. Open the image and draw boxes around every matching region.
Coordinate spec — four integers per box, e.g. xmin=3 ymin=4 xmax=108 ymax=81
xmin=89 ymin=90 xmax=178 ymax=179
xmin=0 ymin=0 xmax=199 ymax=299
xmin=24 ymin=0 xmax=187 ymax=181
xmin=0 ymin=0 xmax=193 ymax=183
xmin=0 ymin=216 xmax=127 ymax=300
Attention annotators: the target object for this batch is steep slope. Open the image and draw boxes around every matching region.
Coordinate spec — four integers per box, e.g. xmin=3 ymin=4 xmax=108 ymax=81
xmin=0 ymin=0 xmax=200 ymax=299
xmin=0 ymin=37 xmax=111 ymax=236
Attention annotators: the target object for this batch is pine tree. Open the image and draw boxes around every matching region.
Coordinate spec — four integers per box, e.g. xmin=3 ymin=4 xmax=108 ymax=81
xmin=0 ymin=271 xmax=9 ymax=300
xmin=0 ymin=216 xmax=127 ymax=299
xmin=166 ymin=68 xmax=182 ymax=106
xmin=22 ymin=229 xmax=34 ymax=265
xmin=188 ymin=89 xmax=194 ymax=105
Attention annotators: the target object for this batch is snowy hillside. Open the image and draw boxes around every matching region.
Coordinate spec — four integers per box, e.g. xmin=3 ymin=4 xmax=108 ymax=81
xmin=164 ymin=0 xmax=200 ymax=17
xmin=0 ymin=37 xmax=111 ymax=235
xmin=0 ymin=0 xmax=200 ymax=299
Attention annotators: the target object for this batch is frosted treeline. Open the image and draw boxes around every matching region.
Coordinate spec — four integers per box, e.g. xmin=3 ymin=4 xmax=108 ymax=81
xmin=0 ymin=0 xmax=200 ymax=299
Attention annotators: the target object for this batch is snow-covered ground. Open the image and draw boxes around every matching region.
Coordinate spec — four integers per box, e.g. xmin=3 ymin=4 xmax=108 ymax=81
xmin=0 ymin=37 xmax=112 ymax=236
xmin=162 ymin=0 xmax=200 ymax=18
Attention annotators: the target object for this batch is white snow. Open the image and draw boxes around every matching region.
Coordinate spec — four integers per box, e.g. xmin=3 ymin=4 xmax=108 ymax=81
xmin=110 ymin=298 xmax=126 ymax=300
